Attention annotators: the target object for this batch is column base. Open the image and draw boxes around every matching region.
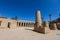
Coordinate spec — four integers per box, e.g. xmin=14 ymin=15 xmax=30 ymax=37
xmin=34 ymin=27 xmax=50 ymax=34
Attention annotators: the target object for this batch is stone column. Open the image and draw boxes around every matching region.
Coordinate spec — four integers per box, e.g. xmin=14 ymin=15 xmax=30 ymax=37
xmin=34 ymin=10 xmax=42 ymax=30
xmin=34 ymin=10 xmax=50 ymax=34
xmin=21 ymin=23 xmax=22 ymax=27
xmin=24 ymin=23 xmax=25 ymax=27
xmin=36 ymin=10 xmax=41 ymax=27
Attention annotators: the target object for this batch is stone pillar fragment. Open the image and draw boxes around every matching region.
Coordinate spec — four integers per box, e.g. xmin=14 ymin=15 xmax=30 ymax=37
xmin=42 ymin=21 xmax=50 ymax=34
xmin=50 ymin=23 xmax=57 ymax=30
xmin=43 ymin=21 xmax=49 ymax=27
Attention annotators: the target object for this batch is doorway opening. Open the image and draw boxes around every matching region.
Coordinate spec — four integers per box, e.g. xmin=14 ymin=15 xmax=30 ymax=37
xmin=8 ymin=22 xmax=10 ymax=28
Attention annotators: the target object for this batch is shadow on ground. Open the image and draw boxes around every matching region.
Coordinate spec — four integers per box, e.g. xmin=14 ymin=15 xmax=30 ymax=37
xmin=24 ymin=28 xmax=45 ymax=34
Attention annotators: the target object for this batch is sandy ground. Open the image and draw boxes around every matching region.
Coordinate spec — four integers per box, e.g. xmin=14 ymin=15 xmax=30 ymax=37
xmin=0 ymin=27 xmax=60 ymax=40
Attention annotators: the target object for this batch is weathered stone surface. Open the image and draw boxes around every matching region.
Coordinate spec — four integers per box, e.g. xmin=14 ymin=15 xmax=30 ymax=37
xmin=34 ymin=27 xmax=50 ymax=34
xmin=49 ymin=23 xmax=57 ymax=30
xmin=34 ymin=10 xmax=42 ymax=30
xmin=34 ymin=10 xmax=50 ymax=34
xmin=56 ymin=23 xmax=60 ymax=30
xmin=43 ymin=27 xmax=50 ymax=34
xmin=42 ymin=21 xmax=50 ymax=34
xmin=43 ymin=21 xmax=49 ymax=27
xmin=0 ymin=17 xmax=35 ymax=29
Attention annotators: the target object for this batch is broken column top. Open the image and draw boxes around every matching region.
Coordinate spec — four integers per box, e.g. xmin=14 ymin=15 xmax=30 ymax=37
xmin=36 ymin=10 xmax=41 ymax=14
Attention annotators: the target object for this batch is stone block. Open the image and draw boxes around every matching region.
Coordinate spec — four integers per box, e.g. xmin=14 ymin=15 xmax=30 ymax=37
xmin=34 ymin=27 xmax=50 ymax=34
xmin=49 ymin=23 xmax=57 ymax=30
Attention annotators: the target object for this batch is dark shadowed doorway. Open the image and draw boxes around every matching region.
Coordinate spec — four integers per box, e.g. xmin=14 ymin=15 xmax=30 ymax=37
xmin=8 ymin=22 xmax=11 ymax=28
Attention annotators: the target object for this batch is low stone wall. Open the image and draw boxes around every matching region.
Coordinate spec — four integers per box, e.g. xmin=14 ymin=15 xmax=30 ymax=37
xmin=34 ymin=27 xmax=50 ymax=34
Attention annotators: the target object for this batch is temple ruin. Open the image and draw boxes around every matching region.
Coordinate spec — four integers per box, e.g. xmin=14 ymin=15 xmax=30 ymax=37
xmin=34 ymin=10 xmax=60 ymax=34
xmin=0 ymin=10 xmax=60 ymax=34
xmin=0 ymin=16 xmax=34 ymax=28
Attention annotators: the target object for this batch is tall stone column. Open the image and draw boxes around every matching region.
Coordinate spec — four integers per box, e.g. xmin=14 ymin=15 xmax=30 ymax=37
xmin=36 ymin=10 xmax=41 ymax=27
xmin=34 ymin=10 xmax=42 ymax=30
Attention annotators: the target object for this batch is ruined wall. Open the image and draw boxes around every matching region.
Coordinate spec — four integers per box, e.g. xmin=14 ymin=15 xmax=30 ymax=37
xmin=0 ymin=18 xmax=35 ymax=29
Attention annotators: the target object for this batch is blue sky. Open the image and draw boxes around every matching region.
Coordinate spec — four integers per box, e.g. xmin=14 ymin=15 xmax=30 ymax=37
xmin=0 ymin=0 xmax=60 ymax=21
